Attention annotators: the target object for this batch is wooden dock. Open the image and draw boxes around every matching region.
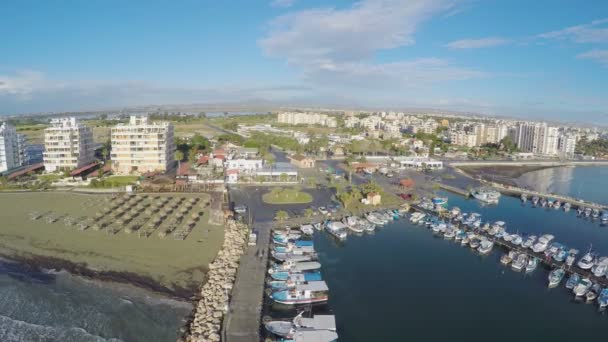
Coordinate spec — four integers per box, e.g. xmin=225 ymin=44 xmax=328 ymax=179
xmin=412 ymin=204 xmax=608 ymax=289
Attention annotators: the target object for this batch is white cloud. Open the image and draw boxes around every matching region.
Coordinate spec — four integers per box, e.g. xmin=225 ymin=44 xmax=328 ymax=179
xmin=446 ymin=37 xmax=510 ymax=49
xmin=538 ymin=18 xmax=608 ymax=43
xmin=0 ymin=71 xmax=46 ymax=96
xmin=270 ymin=0 xmax=296 ymax=8
xmin=259 ymin=0 xmax=483 ymax=88
xmin=577 ymin=49 xmax=608 ymax=66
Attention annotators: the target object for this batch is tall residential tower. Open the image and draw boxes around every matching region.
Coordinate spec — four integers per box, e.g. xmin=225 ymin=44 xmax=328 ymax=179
xmin=43 ymin=117 xmax=95 ymax=172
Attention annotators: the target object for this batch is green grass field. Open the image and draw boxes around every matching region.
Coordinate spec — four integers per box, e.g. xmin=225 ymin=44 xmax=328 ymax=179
xmin=262 ymin=188 xmax=313 ymax=204
xmin=0 ymin=192 xmax=224 ymax=293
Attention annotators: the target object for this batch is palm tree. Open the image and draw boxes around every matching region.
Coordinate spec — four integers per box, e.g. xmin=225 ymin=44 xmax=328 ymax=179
xmin=275 ymin=210 xmax=289 ymax=222
xmin=304 ymin=208 xmax=314 ymax=218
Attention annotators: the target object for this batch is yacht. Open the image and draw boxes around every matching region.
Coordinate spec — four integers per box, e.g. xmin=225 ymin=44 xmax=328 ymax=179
xmin=503 ymin=233 xmax=513 ymax=242
xmin=511 ymin=253 xmax=527 ymax=271
xmin=270 ymin=281 xmax=329 ymax=305
xmin=598 ymin=288 xmax=608 ymax=309
xmin=511 ymin=234 xmax=523 ymax=246
xmin=548 ymin=268 xmax=565 ymax=288
xmin=522 ymin=235 xmax=537 ymax=249
xmin=577 ymin=251 xmax=595 ymax=270
xmin=592 ymin=257 xmax=608 ymax=277
xmin=566 ymin=249 xmax=579 ymax=267
xmin=573 ymin=278 xmax=592 ymax=297
xmin=325 ymin=221 xmax=348 ymax=241
xmin=565 ymin=273 xmax=580 ymax=289
xmin=478 ymin=239 xmax=494 ymax=255
xmin=469 ymin=238 xmax=481 ymax=250
xmin=586 ymin=284 xmax=601 ymax=302
xmin=500 ymin=252 xmax=514 ymax=265
xmin=525 ymin=257 xmax=538 ymax=273
xmin=471 ymin=189 xmax=501 ymax=204
xmin=553 ymin=247 xmax=568 ymax=263
xmin=300 ymin=224 xmax=314 ymax=236
xmin=532 ymin=234 xmax=554 ymax=253
xmin=443 ymin=228 xmax=456 ymax=239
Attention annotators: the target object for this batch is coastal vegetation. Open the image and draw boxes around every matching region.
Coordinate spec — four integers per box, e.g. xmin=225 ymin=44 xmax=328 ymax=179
xmin=274 ymin=210 xmax=289 ymax=222
xmin=576 ymin=137 xmax=608 ymax=158
xmin=0 ymin=192 xmax=224 ymax=297
xmin=89 ymin=175 xmax=139 ymax=188
xmin=263 ymin=187 xmax=313 ymax=204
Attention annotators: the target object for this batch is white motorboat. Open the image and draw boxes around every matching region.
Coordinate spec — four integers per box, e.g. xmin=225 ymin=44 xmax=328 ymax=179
xmin=577 ymin=251 xmax=595 ymax=270
xmin=478 ymin=239 xmax=494 ymax=255
xmin=511 ymin=253 xmax=527 ymax=272
xmin=471 ymin=189 xmax=501 ymax=204
xmin=532 ymin=234 xmax=554 ymax=253
xmin=573 ymin=278 xmax=592 ymax=297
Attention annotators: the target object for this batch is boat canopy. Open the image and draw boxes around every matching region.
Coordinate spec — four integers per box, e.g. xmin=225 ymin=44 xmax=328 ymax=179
xmin=294 ymin=262 xmax=322 ymax=272
xmin=295 ymin=240 xmax=314 ymax=247
xmin=296 ymin=281 xmax=329 ymax=292
xmin=292 ymin=329 xmax=339 ymax=342
xmin=297 ymin=315 xmax=336 ymax=330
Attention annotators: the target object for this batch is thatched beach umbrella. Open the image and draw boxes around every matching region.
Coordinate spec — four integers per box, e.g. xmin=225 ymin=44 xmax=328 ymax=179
xmin=92 ymin=224 xmax=101 ymax=231
xmin=124 ymin=227 xmax=133 ymax=234
xmin=158 ymin=230 xmax=167 ymax=238
xmin=191 ymin=213 xmax=200 ymax=219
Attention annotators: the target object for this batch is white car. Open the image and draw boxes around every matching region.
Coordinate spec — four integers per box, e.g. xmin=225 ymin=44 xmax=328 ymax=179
xmin=318 ymin=207 xmax=329 ymax=215
xmin=234 ymin=205 xmax=247 ymax=214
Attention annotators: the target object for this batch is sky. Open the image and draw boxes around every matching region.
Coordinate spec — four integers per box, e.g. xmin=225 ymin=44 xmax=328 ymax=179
xmin=1 ymin=0 xmax=608 ymax=123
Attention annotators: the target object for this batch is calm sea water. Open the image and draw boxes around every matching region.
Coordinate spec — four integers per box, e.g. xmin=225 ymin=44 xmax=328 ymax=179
xmin=0 ymin=263 xmax=191 ymax=342
xmin=517 ymin=166 xmax=608 ymax=205
xmin=313 ymin=173 xmax=608 ymax=341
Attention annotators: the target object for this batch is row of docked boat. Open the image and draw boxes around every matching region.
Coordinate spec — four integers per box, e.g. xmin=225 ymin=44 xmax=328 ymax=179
xmin=318 ymin=208 xmax=408 ymax=241
xmin=413 ymin=203 xmax=608 ymax=310
xmin=265 ymin=228 xmax=338 ymax=342
xmin=522 ymin=194 xmax=608 ymax=224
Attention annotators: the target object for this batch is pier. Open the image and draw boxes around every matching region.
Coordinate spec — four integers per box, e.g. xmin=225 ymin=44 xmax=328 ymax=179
xmin=223 ymin=222 xmax=271 ymax=342
xmin=411 ymin=204 xmax=608 ymax=289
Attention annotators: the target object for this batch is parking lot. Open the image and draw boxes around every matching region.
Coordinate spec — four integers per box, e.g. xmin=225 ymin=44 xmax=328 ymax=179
xmin=228 ymin=186 xmax=336 ymax=223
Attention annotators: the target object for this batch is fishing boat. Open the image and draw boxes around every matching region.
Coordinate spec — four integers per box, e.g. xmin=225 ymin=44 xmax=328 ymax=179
xmin=469 ymin=238 xmax=481 ymax=250
xmin=540 ymin=198 xmax=547 ymax=207
xmin=281 ymin=329 xmax=339 ymax=342
xmin=553 ymin=200 xmax=561 ymax=209
xmin=270 ymin=261 xmax=322 ymax=274
xmin=584 ymin=207 xmax=592 ymax=217
xmin=368 ymin=212 xmax=386 ymax=225
xmin=443 ymin=228 xmax=456 ymax=239
xmin=313 ymin=223 xmax=323 ymax=231
xmin=586 ymin=284 xmax=601 ymax=302
xmin=565 ymin=273 xmax=580 ymax=289
xmin=577 ymin=250 xmax=595 ymax=270
xmin=451 ymin=207 xmax=461 ymax=217
xmin=525 ymin=257 xmax=538 ymax=273
xmin=478 ymin=239 xmax=493 ymax=255
xmin=265 ymin=313 xmax=337 ymax=339
xmin=602 ymin=213 xmax=608 ymax=224
xmin=552 ymin=246 xmax=568 ymax=263
xmin=511 ymin=253 xmax=527 ymax=272
xmin=270 ymin=270 xmax=322 ymax=281
xmin=592 ymin=208 xmax=600 ymax=219
xmin=272 ymin=253 xmax=314 ymax=263
xmin=325 ymin=221 xmax=348 ymax=240
xmin=270 ymin=281 xmax=329 ymax=305
xmin=532 ymin=196 xmax=539 ymax=206
xmin=548 ymin=268 xmax=565 ymax=288
xmin=577 ymin=207 xmax=584 ymax=216
xmin=563 ymin=202 xmax=571 ymax=212
xmin=521 ymin=193 xmax=527 ymax=202
xmin=432 ymin=197 xmax=448 ymax=208
xmin=268 ymin=272 xmax=324 ymax=291
xmin=503 ymin=233 xmax=513 ymax=242
xmin=598 ymin=288 xmax=608 ymax=309
xmin=573 ymin=278 xmax=592 ymax=297
xmin=471 ymin=189 xmax=501 ymax=204
xmin=360 ymin=222 xmax=375 ymax=233
xmin=455 ymin=230 xmax=466 ymax=241
xmin=343 ymin=217 xmax=365 ymax=234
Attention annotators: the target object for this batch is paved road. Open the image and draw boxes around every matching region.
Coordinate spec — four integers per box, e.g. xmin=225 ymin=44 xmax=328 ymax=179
xmin=224 ymin=221 xmax=271 ymax=342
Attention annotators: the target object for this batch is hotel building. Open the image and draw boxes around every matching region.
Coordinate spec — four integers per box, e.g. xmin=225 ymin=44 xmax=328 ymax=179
xmin=43 ymin=117 xmax=95 ymax=172
xmin=110 ymin=116 xmax=175 ymax=175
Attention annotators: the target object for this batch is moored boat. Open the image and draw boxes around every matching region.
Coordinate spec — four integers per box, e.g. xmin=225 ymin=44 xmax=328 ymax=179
xmin=471 ymin=189 xmax=501 ymax=204
xmin=548 ymin=268 xmax=565 ymax=288
xmin=270 ymin=281 xmax=329 ymax=305
xmin=478 ymin=239 xmax=493 ymax=255
xmin=577 ymin=250 xmax=595 ymax=270
xmin=525 ymin=257 xmax=538 ymax=273
xmin=598 ymin=288 xmax=608 ymax=309
xmin=511 ymin=253 xmax=527 ymax=272
xmin=586 ymin=284 xmax=601 ymax=302
xmin=573 ymin=278 xmax=592 ymax=297
xmin=565 ymin=273 xmax=580 ymax=289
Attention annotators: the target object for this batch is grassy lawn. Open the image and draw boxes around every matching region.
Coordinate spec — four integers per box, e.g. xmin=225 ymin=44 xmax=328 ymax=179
xmin=174 ymin=122 xmax=223 ymax=138
xmin=38 ymin=174 xmax=63 ymax=183
xmin=262 ymin=187 xmax=313 ymax=204
xmin=89 ymin=176 xmax=139 ymax=188
xmin=0 ymin=192 xmax=224 ymax=293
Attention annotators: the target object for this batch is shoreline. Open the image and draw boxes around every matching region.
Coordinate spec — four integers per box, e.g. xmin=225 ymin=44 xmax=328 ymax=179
xmin=0 ymin=251 xmax=201 ymax=302
xmin=453 ymin=164 xmax=559 ymax=187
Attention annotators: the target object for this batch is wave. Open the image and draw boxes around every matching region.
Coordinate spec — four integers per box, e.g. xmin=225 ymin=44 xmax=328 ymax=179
xmin=0 ymin=314 xmax=124 ymax=342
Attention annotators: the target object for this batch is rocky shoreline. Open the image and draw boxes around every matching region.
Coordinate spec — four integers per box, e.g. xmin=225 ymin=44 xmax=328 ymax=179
xmin=179 ymin=219 xmax=247 ymax=342
xmin=0 ymin=252 xmax=198 ymax=301
xmin=454 ymin=164 xmax=558 ymax=187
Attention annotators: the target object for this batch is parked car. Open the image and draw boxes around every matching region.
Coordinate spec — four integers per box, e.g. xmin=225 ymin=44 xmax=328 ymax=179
xmin=234 ymin=205 xmax=247 ymax=214
xmin=318 ymin=207 xmax=329 ymax=215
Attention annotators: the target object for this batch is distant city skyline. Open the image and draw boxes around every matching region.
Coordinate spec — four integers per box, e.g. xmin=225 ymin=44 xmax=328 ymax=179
xmin=1 ymin=0 xmax=607 ymax=123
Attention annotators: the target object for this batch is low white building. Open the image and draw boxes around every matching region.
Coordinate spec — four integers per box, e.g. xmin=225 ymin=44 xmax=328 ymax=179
xmin=395 ymin=157 xmax=443 ymax=170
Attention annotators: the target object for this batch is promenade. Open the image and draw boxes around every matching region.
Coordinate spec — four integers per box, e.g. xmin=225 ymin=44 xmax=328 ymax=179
xmin=224 ymin=222 xmax=271 ymax=342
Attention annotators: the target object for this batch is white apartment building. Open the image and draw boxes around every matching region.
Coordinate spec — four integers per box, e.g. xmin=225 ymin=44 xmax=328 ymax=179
xmin=43 ymin=117 xmax=95 ymax=172
xmin=558 ymin=133 xmax=577 ymax=158
xmin=450 ymin=131 xmax=478 ymax=148
xmin=277 ymin=112 xmax=337 ymax=128
xmin=111 ymin=116 xmax=175 ymax=175
xmin=514 ymin=122 xmax=560 ymax=155
xmin=0 ymin=122 xmax=23 ymax=172
xmin=484 ymin=124 xmax=509 ymax=144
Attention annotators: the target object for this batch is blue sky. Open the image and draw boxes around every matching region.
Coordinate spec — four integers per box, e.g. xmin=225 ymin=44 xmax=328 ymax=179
xmin=1 ymin=0 xmax=607 ymax=123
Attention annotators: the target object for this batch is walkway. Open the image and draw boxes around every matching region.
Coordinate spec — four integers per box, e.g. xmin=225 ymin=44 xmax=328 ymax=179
xmin=224 ymin=222 xmax=271 ymax=342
